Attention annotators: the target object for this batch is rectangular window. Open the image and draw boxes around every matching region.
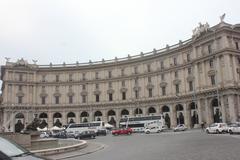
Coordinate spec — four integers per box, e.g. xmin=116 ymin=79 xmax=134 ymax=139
xmin=188 ymin=67 xmax=192 ymax=74
xmin=187 ymin=54 xmax=190 ymax=62
xmin=121 ymin=68 xmax=125 ymax=76
xmin=122 ymin=80 xmax=125 ymax=87
xmin=56 ymin=75 xmax=59 ymax=82
xmin=175 ymin=84 xmax=179 ymax=94
xmin=95 ymin=72 xmax=99 ymax=79
xmin=210 ymin=75 xmax=216 ymax=85
xmin=42 ymin=97 xmax=46 ymax=104
xmin=148 ymin=88 xmax=153 ymax=97
xmin=69 ymin=74 xmax=73 ymax=81
xmin=148 ymin=77 xmax=152 ymax=83
xmin=160 ymin=61 xmax=164 ymax=69
xmin=82 ymin=73 xmax=86 ymax=80
xmin=42 ymin=75 xmax=46 ymax=82
xmin=147 ymin=64 xmax=151 ymax=72
xmin=174 ymin=57 xmax=177 ymax=65
xmin=96 ymin=94 xmax=100 ymax=102
xmin=18 ymin=85 xmax=22 ymax=91
xmin=135 ymin=90 xmax=139 ymax=99
xmin=108 ymin=71 xmax=112 ymax=78
xmin=161 ymin=74 xmax=165 ymax=81
xmin=55 ymin=96 xmax=59 ymax=104
xmin=109 ymin=93 xmax=113 ymax=101
xmin=134 ymin=66 xmax=138 ymax=74
xmin=135 ymin=78 xmax=138 ymax=85
xmin=69 ymin=96 xmax=73 ymax=104
xmin=82 ymin=95 xmax=86 ymax=103
xmin=162 ymin=86 xmax=166 ymax=96
xmin=236 ymin=42 xmax=239 ymax=50
xmin=122 ymin=92 xmax=126 ymax=100
xmin=19 ymin=74 xmax=23 ymax=81
xmin=18 ymin=97 xmax=22 ymax=104
xmin=209 ymin=59 xmax=214 ymax=68
xmin=82 ymin=84 xmax=86 ymax=90
xmin=189 ymin=81 xmax=193 ymax=91
xmin=175 ymin=71 xmax=178 ymax=78
xmin=208 ymin=45 xmax=212 ymax=54
xmin=108 ymin=82 xmax=112 ymax=88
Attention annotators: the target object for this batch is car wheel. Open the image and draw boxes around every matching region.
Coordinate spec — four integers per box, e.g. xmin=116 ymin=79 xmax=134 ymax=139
xmin=216 ymin=130 xmax=220 ymax=134
xmin=146 ymin=131 xmax=150 ymax=134
xmin=229 ymin=130 xmax=233 ymax=134
xmin=157 ymin=130 xmax=160 ymax=133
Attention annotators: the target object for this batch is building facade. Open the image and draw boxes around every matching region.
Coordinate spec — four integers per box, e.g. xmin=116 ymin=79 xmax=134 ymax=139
xmin=1 ymin=20 xmax=240 ymax=132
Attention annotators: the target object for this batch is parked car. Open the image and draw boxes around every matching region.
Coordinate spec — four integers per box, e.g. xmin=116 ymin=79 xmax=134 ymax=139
xmin=40 ymin=132 xmax=49 ymax=138
xmin=75 ymin=130 xmax=96 ymax=139
xmin=96 ymin=129 xmax=107 ymax=136
xmin=228 ymin=123 xmax=240 ymax=134
xmin=0 ymin=136 xmax=50 ymax=160
xmin=112 ymin=128 xmax=133 ymax=135
xmin=206 ymin=123 xmax=228 ymax=134
xmin=173 ymin=124 xmax=187 ymax=132
xmin=53 ymin=131 xmax=67 ymax=138
xmin=144 ymin=126 xmax=162 ymax=134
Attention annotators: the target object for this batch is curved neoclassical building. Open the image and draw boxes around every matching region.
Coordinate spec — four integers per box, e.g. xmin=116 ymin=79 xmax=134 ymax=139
xmin=1 ymin=20 xmax=240 ymax=132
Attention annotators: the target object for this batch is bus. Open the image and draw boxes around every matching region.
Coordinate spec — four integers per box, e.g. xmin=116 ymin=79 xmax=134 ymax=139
xmin=65 ymin=121 xmax=105 ymax=136
xmin=119 ymin=115 xmax=165 ymax=132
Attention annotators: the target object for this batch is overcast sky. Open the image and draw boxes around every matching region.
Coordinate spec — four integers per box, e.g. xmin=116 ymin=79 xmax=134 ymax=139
xmin=0 ymin=0 xmax=240 ymax=66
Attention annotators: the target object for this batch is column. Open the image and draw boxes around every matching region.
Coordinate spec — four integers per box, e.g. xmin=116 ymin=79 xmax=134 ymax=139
xmin=62 ymin=112 xmax=67 ymax=125
xmin=183 ymin=103 xmax=190 ymax=128
xmin=216 ymin=57 xmax=222 ymax=86
xmin=205 ymin=98 xmax=212 ymax=125
xmin=202 ymin=61 xmax=207 ymax=88
xmin=116 ymin=109 xmax=121 ymax=127
xmin=75 ymin=111 xmax=80 ymax=123
xmin=194 ymin=64 xmax=199 ymax=90
xmin=170 ymin=104 xmax=176 ymax=128
xmin=197 ymin=99 xmax=203 ymax=124
xmin=228 ymin=95 xmax=237 ymax=123
xmin=102 ymin=110 xmax=108 ymax=123
xmin=48 ymin=112 xmax=53 ymax=128
xmin=220 ymin=96 xmax=226 ymax=123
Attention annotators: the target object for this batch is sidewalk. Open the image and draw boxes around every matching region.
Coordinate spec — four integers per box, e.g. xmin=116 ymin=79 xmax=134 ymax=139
xmin=45 ymin=142 xmax=105 ymax=160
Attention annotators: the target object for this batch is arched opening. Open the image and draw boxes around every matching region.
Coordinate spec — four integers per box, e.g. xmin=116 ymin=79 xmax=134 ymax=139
xmin=80 ymin=111 xmax=89 ymax=123
xmin=108 ymin=110 xmax=116 ymax=126
xmin=15 ymin=113 xmax=25 ymax=133
xmin=39 ymin=113 xmax=48 ymax=129
xmin=189 ymin=102 xmax=199 ymax=128
xmin=162 ymin=106 xmax=171 ymax=128
xmin=121 ymin=109 xmax=129 ymax=118
xmin=134 ymin=108 xmax=143 ymax=116
xmin=212 ymin=98 xmax=222 ymax=123
xmin=148 ymin=107 xmax=156 ymax=115
xmin=67 ymin=112 xmax=76 ymax=124
xmin=176 ymin=104 xmax=184 ymax=125
xmin=53 ymin=112 xmax=62 ymax=127
xmin=94 ymin=111 xmax=102 ymax=121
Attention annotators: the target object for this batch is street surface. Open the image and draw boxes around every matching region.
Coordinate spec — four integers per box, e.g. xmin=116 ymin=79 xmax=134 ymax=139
xmin=62 ymin=130 xmax=240 ymax=160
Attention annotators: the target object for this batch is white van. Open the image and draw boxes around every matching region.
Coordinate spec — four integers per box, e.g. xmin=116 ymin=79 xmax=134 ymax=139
xmin=144 ymin=126 xmax=162 ymax=134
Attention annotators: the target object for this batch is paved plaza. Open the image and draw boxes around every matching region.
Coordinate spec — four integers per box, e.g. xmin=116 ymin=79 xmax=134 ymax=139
xmin=52 ymin=130 xmax=240 ymax=160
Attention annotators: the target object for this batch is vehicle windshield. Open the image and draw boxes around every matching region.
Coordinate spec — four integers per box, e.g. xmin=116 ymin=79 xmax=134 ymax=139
xmin=0 ymin=137 xmax=29 ymax=157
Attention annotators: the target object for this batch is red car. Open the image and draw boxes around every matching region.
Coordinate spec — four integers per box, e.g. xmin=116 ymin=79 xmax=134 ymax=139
xmin=112 ymin=128 xmax=133 ymax=135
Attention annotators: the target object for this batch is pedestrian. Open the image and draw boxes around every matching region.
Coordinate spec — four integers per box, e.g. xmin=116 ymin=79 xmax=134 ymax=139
xmin=201 ymin=122 xmax=204 ymax=131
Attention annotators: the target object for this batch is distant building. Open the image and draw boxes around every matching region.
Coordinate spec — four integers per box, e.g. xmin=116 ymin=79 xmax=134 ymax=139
xmin=1 ymin=20 xmax=240 ymax=132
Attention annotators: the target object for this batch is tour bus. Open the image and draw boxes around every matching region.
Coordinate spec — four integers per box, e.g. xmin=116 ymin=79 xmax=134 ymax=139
xmin=119 ymin=115 xmax=165 ymax=133
xmin=65 ymin=121 xmax=105 ymax=136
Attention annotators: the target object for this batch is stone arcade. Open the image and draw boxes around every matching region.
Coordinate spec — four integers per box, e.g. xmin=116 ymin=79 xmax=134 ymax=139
xmin=1 ymin=19 xmax=240 ymax=132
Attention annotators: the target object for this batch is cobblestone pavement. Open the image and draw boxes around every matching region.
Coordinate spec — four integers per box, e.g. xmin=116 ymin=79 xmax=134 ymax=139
xmin=52 ymin=130 xmax=240 ymax=160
